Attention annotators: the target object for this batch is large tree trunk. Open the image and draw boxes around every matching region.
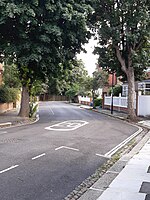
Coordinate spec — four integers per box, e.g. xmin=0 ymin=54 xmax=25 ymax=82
xmin=126 ymin=67 xmax=137 ymax=120
xmin=115 ymin=46 xmax=137 ymax=121
xmin=18 ymin=85 xmax=30 ymax=117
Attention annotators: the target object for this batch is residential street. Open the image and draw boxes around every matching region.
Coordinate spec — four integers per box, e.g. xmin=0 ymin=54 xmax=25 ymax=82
xmin=0 ymin=101 xmax=138 ymax=200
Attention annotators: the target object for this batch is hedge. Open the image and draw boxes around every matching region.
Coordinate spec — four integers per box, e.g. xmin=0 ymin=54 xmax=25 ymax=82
xmin=0 ymin=86 xmax=19 ymax=103
xmin=94 ymin=98 xmax=102 ymax=107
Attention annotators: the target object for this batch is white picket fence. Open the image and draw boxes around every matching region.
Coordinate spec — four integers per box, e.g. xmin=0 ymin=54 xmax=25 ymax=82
xmin=105 ymin=96 xmax=129 ymax=108
xmin=78 ymin=96 xmax=91 ymax=103
xmin=104 ymin=95 xmax=150 ymax=116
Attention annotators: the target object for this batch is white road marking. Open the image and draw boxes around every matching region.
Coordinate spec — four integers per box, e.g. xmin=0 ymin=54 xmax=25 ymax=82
xmin=32 ymin=153 xmax=46 ymax=160
xmin=105 ymin=126 xmax=143 ymax=158
xmin=55 ymin=146 xmax=64 ymax=151
xmin=96 ymin=154 xmax=110 ymax=158
xmin=49 ymin=107 xmax=54 ymax=115
xmin=89 ymin=187 xmax=104 ymax=192
xmin=45 ymin=120 xmax=88 ymax=131
xmin=55 ymin=146 xmax=79 ymax=152
xmin=0 ymin=131 xmax=7 ymax=134
xmin=0 ymin=165 xmax=19 ymax=174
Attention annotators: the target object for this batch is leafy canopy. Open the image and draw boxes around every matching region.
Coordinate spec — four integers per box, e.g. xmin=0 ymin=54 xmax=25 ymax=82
xmin=48 ymin=58 xmax=88 ymax=96
xmin=0 ymin=0 xmax=94 ymax=85
xmin=92 ymin=0 xmax=150 ymax=78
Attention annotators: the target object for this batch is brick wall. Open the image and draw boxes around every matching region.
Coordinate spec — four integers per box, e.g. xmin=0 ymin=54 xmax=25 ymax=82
xmin=0 ymin=103 xmax=14 ymax=113
xmin=104 ymin=105 xmax=128 ymax=113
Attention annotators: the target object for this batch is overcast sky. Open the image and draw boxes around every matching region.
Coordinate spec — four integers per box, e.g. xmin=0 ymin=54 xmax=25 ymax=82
xmin=77 ymin=38 xmax=99 ymax=76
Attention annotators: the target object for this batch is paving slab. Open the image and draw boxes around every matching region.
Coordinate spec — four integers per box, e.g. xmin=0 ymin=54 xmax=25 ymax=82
xmin=97 ymin=189 xmax=146 ymax=200
xmin=79 ymin=189 xmax=103 ymax=200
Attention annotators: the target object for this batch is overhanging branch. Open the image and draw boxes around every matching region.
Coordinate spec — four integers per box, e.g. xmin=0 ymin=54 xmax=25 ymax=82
xmin=114 ymin=45 xmax=127 ymax=74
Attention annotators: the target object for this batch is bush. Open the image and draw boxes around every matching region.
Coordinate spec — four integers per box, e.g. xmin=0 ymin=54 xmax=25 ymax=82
xmin=0 ymin=86 xmax=19 ymax=103
xmin=29 ymin=102 xmax=38 ymax=118
xmin=109 ymin=85 xmax=122 ymax=96
xmin=94 ymin=98 xmax=102 ymax=107
xmin=8 ymin=88 xmax=19 ymax=103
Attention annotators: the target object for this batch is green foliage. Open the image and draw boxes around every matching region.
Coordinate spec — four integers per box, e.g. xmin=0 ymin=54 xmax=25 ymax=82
xmin=0 ymin=86 xmax=19 ymax=103
xmin=0 ymin=0 xmax=94 ymax=83
xmin=0 ymin=87 xmax=9 ymax=103
xmin=92 ymin=0 xmax=150 ymax=77
xmin=84 ymin=70 xmax=108 ymax=96
xmin=109 ymin=85 xmax=122 ymax=97
xmin=48 ymin=58 xmax=88 ymax=96
xmin=30 ymin=80 xmax=46 ymax=97
xmin=92 ymin=0 xmax=150 ymax=118
xmin=3 ymin=63 xmax=21 ymax=88
xmin=65 ymin=84 xmax=79 ymax=101
xmin=113 ymin=85 xmax=122 ymax=97
xmin=0 ymin=0 xmax=94 ymax=116
xmin=29 ymin=102 xmax=38 ymax=118
xmin=94 ymin=98 xmax=102 ymax=107
xmin=8 ymin=88 xmax=19 ymax=103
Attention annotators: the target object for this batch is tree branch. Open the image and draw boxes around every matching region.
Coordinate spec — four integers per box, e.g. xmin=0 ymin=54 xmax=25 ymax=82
xmin=135 ymin=38 xmax=145 ymax=51
xmin=114 ymin=45 xmax=127 ymax=74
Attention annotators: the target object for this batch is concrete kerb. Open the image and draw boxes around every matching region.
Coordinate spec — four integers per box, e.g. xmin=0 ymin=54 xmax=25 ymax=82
xmin=0 ymin=122 xmax=12 ymax=127
xmin=0 ymin=114 xmax=39 ymax=130
xmin=78 ymin=131 xmax=150 ymax=200
xmin=64 ymin=104 xmax=148 ymax=200
xmin=105 ymin=125 xmax=143 ymax=158
xmin=80 ymin=104 xmax=150 ymax=136
xmin=91 ymin=108 xmax=128 ymax=121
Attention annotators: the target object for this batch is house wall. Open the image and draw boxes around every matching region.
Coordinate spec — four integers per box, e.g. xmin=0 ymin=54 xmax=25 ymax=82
xmin=108 ymin=73 xmax=117 ymax=86
xmin=104 ymin=105 xmax=128 ymax=113
xmin=138 ymin=95 xmax=150 ymax=116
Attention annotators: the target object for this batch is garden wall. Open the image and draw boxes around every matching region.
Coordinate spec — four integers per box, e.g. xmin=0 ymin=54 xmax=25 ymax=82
xmin=0 ymin=102 xmax=13 ymax=113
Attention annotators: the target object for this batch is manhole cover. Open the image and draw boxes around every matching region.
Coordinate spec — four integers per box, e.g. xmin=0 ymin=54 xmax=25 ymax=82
xmin=0 ymin=138 xmax=22 ymax=144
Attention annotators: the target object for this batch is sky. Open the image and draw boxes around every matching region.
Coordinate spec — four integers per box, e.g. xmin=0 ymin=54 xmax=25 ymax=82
xmin=77 ymin=38 xmax=99 ymax=76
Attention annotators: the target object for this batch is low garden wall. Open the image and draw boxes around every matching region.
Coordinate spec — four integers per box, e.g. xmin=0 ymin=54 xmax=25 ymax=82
xmin=0 ymin=102 xmax=14 ymax=113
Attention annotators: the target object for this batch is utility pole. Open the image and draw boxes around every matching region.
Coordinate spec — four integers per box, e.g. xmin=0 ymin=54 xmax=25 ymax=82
xmin=111 ymin=72 xmax=114 ymax=114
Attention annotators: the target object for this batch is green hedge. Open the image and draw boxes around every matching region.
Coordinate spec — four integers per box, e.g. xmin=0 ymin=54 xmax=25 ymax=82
xmin=109 ymin=85 xmax=122 ymax=96
xmin=94 ymin=98 xmax=102 ymax=107
xmin=0 ymin=86 xmax=19 ymax=103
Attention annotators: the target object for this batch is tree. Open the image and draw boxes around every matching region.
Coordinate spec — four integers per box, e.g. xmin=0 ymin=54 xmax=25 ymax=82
xmin=84 ymin=70 xmax=108 ymax=108
xmin=0 ymin=0 xmax=94 ymax=117
xmin=65 ymin=84 xmax=79 ymax=102
xmin=3 ymin=63 xmax=21 ymax=88
xmin=48 ymin=59 xmax=88 ymax=96
xmin=92 ymin=0 xmax=150 ymax=120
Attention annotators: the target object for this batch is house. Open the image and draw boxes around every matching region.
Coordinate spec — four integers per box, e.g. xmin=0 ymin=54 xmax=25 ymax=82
xmin=122 ymin=67 xmax=150 ymax=96
xmin=96 ymin=66 xmax=118 ymax=96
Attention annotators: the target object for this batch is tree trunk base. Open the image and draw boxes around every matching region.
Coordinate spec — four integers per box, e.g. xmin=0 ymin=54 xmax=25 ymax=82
xmin=18 ymin=86 xmax=30 ymax=117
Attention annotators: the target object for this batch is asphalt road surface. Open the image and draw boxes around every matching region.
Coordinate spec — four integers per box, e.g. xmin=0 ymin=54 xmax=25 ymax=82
xmin=0 ymin=101 xmax=138 ymax=200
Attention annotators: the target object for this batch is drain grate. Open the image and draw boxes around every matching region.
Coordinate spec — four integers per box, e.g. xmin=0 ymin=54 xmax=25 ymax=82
xmin=0 ymin=138 xmax=22 ymax=144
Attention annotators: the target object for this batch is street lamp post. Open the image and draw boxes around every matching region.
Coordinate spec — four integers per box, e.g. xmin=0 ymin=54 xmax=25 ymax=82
xmin=111 ymin=72 xmax=114 ymax=114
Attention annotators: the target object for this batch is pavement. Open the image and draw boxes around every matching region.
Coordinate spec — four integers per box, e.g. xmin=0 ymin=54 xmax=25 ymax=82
xmin=78 ymin=105 xmax=150 ymax=200
xmin=1 ymin=103 xmax=150 ymax=200
xmin=0 ymin=109 xmax=35 ymax=128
